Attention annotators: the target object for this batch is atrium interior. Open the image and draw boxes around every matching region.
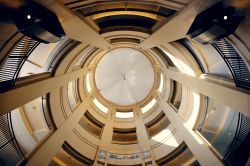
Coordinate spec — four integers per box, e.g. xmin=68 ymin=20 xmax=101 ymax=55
xmin=0 ymin=0 xmax=250 ymax=166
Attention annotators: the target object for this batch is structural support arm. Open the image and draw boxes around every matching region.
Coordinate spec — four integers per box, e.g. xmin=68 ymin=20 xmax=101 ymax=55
xmin=0 ymin=68 xmax=88 ymax=116
xmin=36 ymin=0 xmax=111 ymax=49
xmin=157 ymin=93 xmax=223 ymax=166
xmin=26 ymin=102 xmax=87 ymax=166
xmin=164 ymin=69 xmax=250 ymax=117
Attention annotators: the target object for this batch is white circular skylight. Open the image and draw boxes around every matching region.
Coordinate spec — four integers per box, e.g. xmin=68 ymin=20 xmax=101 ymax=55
xmin=95 ymin=48 xmax=155 ymax=106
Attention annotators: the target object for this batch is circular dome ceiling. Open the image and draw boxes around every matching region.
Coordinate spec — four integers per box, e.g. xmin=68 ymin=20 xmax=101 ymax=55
xmin=95 ymin=48 xmax=155 ymax=106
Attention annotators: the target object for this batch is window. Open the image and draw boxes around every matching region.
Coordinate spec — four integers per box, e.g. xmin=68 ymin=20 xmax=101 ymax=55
xmin=93 ymin=98 xmax=108 ymax=113
xmin=68 ymin=80 xmax=79 ymax=110
xmin=158 ymin=73 xmax=164 ymax=93
xmin=86 ymin=73 xmax=92 ymax=93
xmin=116 ymin=111 xmax=134 ymax=118
xmin=141 ymin=98 xmax=157 ymax=114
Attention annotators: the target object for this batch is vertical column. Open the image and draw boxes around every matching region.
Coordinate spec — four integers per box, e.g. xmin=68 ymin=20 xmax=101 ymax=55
xmin=155 ymin=91 xmax=223 ymax=166
xmin=100 ymin=106 xmax=115 ymax=145
xmin=26 ymin=102 xmax=87 ymax=166
xmin=133 ymin=105 xmax=156 ymax=165
xmin=94 ymin=106 xmax=115 ymax=165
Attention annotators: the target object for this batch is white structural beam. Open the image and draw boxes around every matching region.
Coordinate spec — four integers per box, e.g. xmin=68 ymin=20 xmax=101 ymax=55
xmin=133 ymin=106 xmax=157 ymax=165
xmin=140 ymin=0 xmax=219 ymax=49
xmin=164 ymin=69 xmax=250 ymax=117
xmin=157 ymin=94 xmax=223 ymax=166
xmin=0 ymin=68 xmax=88 ymax=116
xmin=26 ymin=102 xmax=87 ymax=166
xmin=35 ymin=0 xmax=111 ymax=49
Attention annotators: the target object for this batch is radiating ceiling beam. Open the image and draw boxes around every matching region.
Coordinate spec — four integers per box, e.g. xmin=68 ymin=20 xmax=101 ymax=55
xmin=157 ymin=95 xmax=224 ymax=166
xmin=35 ymin=0 xmax=110 ymax=49
xmin=164 ymin=69 xmax=250 ymax=118
xmin=0 ymin=68 xmax=89 ymax=116
xmin=140 ymin=0 xmax=219 ymax=49
xmin=26 ymin=102 xmax=88 ymax=166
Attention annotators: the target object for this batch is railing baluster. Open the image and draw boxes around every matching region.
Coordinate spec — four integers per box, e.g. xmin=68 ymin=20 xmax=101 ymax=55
xmin=0 ymin=37 xmax=39 ymax=91
xmin=0 ymin=37 xmax=39 ymax=165
xmin=212 ymin=38 xmax=250 ymax=90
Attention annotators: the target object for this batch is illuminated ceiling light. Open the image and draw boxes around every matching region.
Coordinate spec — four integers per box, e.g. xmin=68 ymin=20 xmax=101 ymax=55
xmin=27 ymin=14 xmax=31 ymax=20
xmin=223 ymin=15 xmax=228 ymax=20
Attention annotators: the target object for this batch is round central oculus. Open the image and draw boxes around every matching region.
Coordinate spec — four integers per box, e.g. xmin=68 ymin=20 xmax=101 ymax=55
xmin=95 ymin=48 xmax=155 ymax=106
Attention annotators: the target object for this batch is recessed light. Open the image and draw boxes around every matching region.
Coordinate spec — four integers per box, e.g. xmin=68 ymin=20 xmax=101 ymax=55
xmin=27 ymin=14 xmax=31 ymax=20
xmin=223 ymin=15 xmax=228 ymax=20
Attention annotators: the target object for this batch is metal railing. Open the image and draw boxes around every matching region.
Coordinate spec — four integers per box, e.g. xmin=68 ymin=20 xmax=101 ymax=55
xmin=0 ymin=37 xmax=39 ymax=91
xmin=224 ymin=114 xmax=250 ymax=165
xmin=47 ymin=40 xmax=78 ymax=75
xmin=0 ymin=113 xmax=26 ymax=166
xmin=0 ymin=36 xmax=39 ymax=165
xmin=197 ymin=105 xmax=250 ymax=166
xmin=212 ymin=38 xmax=250 ymax=90
xmin=62 ymin=141 xmax=93 ymax=165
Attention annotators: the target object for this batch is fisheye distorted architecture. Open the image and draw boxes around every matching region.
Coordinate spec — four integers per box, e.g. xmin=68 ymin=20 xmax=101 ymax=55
xmin=0 ymin=0 xmax=250 ymax=166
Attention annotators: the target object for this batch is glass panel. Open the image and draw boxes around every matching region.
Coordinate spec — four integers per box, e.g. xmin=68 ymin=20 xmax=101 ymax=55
xmin=141 ymin=98 xmax=157 ymax=114
xmin=158 ymin=73 xmax=164 ymax=93
xmin=93 ymin=98 xmax=108 ymax=113
xmin=197 ymin=99 xmax=239 ymax=157
xmin=68 ymin=80 xmax=79 ymax=110
xmin=116 ymin=112 xmax=134 ymax=118
xmin=86 ymin=73 xmax=92 ymax=93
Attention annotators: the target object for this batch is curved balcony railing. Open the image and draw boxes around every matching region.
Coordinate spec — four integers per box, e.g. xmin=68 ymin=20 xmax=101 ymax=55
xmin=224 ymin=114 xmax=250 ymax=166
xmin=0 ymin=36 xmax=39 ymax=165
xmin=212 ymin=38 xmax=250 ymax=90
xmin=197 ymin=97 xmax=250 ymax=166
xmin=0 ymin=113 xmax=27 ymax=166
xmin=0 ymin=37 xmax=39 ymax=91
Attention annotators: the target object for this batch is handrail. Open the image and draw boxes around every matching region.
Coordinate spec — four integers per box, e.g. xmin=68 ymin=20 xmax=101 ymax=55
xmin=62 ymin=141 xmax=93 ymax=165
xmin=212 ymin=38 xmax=250 ymax=90
xmin=0 ymin=37 xmax=39 ymax=91
xmin=197 ymin=96 xmax=210 ymax=131
xmin=178 ymin=39 xmax=206 ymax=73
xmin=0 ymin=36 xmax=39 ymax=165
xmin=47 ymin=40 xmax=78 ymax=75
xmin=41 ymin=96 xmax=51 ymax=130
xmin=223 ymin=112 xmax=241 ymax=162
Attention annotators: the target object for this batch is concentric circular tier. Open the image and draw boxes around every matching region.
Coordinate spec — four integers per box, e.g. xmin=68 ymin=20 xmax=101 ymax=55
xmin=95 ymin=48 xmax=155 ymax=106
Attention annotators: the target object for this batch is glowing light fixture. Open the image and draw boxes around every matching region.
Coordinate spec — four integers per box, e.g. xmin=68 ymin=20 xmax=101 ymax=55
xmin=27 ymin=14 xmax=31 ymax=20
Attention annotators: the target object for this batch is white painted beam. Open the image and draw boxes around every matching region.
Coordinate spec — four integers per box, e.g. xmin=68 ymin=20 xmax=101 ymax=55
xmin=26 ymin=102 xmax=87 ymax=166
xmin=157 ymin=95 xmax=223 ymax=166
xmin=0 ymin=68 xmax=88 ymax=116
xmin=35 ymin=0 xmax=111 ymax=49
xmin=164 ymin=69 xmax=250 ymax=117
